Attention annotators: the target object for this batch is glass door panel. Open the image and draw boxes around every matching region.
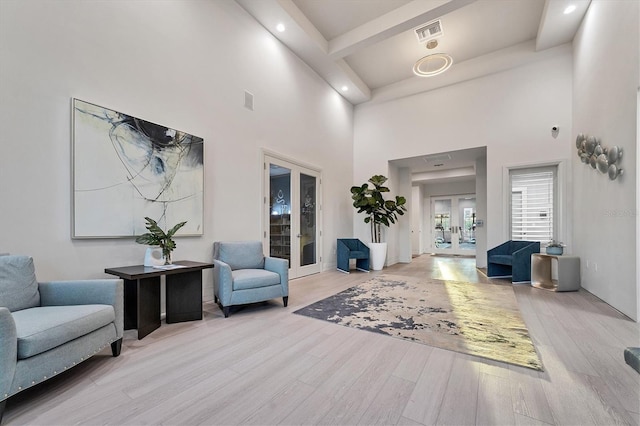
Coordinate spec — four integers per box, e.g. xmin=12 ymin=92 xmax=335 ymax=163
xmin=299 ymin=173 xmax=317 ymax=267
xmin=433 ymin=199 xmax=452 ymax=252
xmin=269 ymin=164 xmax=291 ymax=266
xmin=458 ymin=197 xmax=476 ymax=252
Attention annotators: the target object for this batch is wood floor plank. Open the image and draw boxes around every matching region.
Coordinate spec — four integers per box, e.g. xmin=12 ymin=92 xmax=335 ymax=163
xmin=402 ymin=347 xmax=455 ymax=425
xmin=318 ymin=338 xmax=409 ymax=424
xmin=476 ymin=372 xmax=516 ymax=426
xmin=392 ymin=341 xmax=433 ymax=383
xmin=507 ymin=364 xmax=555 ymax=425
xmin=357 ymin=375 xmax=416 ymax=426
xmin=435 ymin=354 xmax=480 ymax=425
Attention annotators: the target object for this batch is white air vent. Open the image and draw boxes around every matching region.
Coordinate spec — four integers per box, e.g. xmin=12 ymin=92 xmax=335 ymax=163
xmin=423 ymin=153 xmax=451 ymax=163
xmin=244 ymin=90 xmax=254 ymax=111
xmin=414 ymin=19 xmax=443 ymax=43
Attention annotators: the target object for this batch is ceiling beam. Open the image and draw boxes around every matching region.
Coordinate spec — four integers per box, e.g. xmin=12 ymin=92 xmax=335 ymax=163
xmin=328 ymin=0 xmax=477 ymax=59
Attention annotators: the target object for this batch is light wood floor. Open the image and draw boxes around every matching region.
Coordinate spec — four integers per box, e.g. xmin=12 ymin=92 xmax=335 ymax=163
xmin=4 ymin=255 xmax=640 ymax=425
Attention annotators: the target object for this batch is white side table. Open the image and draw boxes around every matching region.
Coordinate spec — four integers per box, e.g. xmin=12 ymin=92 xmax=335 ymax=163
xmin=531 ymin=253 xmax=581 ymax=292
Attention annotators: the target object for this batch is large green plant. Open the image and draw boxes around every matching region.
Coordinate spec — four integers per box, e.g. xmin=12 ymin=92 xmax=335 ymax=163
xmin=135 ymin=217 xmax=187 ymax=265
xmin=350 ymin=175 xmax=407 ymax=243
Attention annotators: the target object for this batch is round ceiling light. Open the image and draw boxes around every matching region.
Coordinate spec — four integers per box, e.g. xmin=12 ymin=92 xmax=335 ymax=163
xmin=413 ymin=53 xmax=453 ymax=77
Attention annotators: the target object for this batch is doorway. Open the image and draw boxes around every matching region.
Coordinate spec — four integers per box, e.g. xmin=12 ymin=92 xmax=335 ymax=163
xmin=264 ymin=154 xmax=322 ymax=279
xmin=430 ymin=194 xmax=476 ymax=256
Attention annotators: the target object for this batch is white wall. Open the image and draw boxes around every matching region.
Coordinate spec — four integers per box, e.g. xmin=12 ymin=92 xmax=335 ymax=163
xmin=354 ymin=46 xmax=573 ymax=267
xmin=572 ymin=0 xmax=639 ymax=320
xmin=0 ymin=0 xmax=354 ymax=300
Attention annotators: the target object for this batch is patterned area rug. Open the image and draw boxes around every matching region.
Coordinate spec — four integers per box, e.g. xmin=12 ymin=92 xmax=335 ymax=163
xmin=294 ymin=274 xmax=542 ymax=370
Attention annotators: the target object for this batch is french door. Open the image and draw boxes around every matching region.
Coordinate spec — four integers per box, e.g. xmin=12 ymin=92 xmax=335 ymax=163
xmin=264 ymin=155 xmax=321 ymax=279
xmin=430 ymin=194 xmax=476 ymax=256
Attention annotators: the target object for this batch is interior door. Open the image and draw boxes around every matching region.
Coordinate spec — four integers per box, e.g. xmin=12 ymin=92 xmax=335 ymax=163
xmin=430 ymin=195 xmax=476 ymax=256
xmin=264 ymin=155 xmax=321 ymax=279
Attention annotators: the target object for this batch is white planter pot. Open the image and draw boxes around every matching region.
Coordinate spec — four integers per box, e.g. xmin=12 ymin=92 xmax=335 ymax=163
xmin=369 ymin=242 xmax=387 ymax=271
xmin=143 ymin=246 xmax=164 ymax=267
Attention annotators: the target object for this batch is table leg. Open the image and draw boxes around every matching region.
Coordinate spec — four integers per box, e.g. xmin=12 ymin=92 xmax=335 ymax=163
xmin=137 ymin=276 xmax=161 ymax=339
xmin=123 ymin=278 xmax=138 ymax=330
xmin=166 ymin=270 xmax=203 ymax=323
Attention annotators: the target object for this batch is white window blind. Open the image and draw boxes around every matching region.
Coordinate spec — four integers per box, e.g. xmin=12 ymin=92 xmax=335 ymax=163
xmin=510 ymin=167 xmax=556 ymax=242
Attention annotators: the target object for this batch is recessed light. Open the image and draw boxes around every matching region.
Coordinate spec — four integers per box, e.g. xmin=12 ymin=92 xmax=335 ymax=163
xmin=341 ymin=86 xmax=349 ymax=92
xmin=276 ymin=23 xmax=285 ymax=32
xmin=563 ymin=5 xmax=576 ymax=14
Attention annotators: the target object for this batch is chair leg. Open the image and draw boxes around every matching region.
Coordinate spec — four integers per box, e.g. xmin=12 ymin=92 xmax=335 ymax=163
xmin=111 ymin=338 xmax=123 ymax=357
xmin=1 ymin=398 xmax=6 ymax=423
xmin=283 ymin=296 xmax=288 ymax=307
xmin=223 ymin=306 xmax=230 ymax=318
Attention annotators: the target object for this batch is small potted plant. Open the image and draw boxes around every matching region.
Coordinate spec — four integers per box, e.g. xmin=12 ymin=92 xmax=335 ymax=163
xmin=546 ymin=240 xmax=565 ymax=255
xmin=350 ymin=175 xmax=407 ymax=270
xmin=135 ymin=217 xmax=187 ymax=265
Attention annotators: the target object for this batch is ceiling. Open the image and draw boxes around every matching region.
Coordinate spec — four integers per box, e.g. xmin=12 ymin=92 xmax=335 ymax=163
xmin=235 ymin=0 xmax=590 ymax=182
xmin=236 ymin=0 xmax=591 ymax=105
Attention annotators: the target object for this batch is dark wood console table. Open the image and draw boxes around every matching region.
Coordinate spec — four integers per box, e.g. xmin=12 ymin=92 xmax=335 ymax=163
xmin=105 ymin=260 xmax=214 ymax=339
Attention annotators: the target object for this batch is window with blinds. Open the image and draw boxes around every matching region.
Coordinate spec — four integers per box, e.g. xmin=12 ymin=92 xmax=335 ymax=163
xmin=510 ymin=167 xmax=557 ymax=243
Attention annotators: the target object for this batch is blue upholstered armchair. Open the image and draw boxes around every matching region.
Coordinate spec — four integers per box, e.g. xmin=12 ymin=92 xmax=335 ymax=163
xmin=337 ymin=239 xmax=370 ymax=273
xmin=487 ymin=240 xmax=540 ymax=282
xmin=212 ymin=241 xmax=288 ymax=318
xmin=0 ymin=256 xmax=123 ymax=422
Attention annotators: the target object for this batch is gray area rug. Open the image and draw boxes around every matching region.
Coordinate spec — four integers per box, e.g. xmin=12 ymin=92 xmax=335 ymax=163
xmin=294 ymin=274 xmax=542 ymax=370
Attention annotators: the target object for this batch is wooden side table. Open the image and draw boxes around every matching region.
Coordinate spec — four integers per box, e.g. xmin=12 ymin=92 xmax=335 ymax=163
xmin=105 ymin=260 xmax=214 ymax=339
xmin=531 ymin=253 xmax=580 ymax=292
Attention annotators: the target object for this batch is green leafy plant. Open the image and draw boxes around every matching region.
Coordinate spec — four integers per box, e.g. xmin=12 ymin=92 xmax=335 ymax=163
xmin=135 ymin=217 xmax=187 ymax=265
xmin=350 ymin=175 xmax=407 ymax=243
xmin=547 ymin=240 xmax=565 ymax=248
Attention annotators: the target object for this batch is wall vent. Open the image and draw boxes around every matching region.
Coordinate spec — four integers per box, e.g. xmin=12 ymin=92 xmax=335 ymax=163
xmin=414 ymin=19 xmax=443 ymax=43
xmin=244 ymin=91 xmax=254 ymax=111
xmin=423 ymin=153 xmax=451 ymax=163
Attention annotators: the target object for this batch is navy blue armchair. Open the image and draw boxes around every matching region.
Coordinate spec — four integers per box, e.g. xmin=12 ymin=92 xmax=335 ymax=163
xmin=487 ymin=240 xmax=540 ymax=282
xmin=337 ymin=239 xmax=370 ymax=273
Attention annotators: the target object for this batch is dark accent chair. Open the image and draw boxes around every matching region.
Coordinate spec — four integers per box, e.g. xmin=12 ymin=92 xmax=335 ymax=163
xmin=337 ymin=239 xmax=370 ymax=273
xmin=212 ymin=241 xmax=288 ymax=318
xmin=487 ymin=240 xmax=540 ymax=282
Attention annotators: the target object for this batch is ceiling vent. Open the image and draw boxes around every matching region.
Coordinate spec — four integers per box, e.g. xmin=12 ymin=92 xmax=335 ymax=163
xmin=423 ymin=153 xmax=451 ymax=163
xmin=414 ymin=19 xmax=443 ymax=43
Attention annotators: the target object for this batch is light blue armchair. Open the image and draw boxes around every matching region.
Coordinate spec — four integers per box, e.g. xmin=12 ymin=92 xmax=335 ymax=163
xmin=212 ymin=241 xmax=288 ymax=318
xmin=0 ymin=255 xmax=123 ymax=422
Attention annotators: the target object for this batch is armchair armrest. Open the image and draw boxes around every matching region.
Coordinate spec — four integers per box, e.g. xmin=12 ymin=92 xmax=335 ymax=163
xmin=212 ymin=259 xmax=234 ymax=306
xmin=0 ymin=307 xmax=17 ymax=401
xmin=513 ymin=242 xmax=540 ymax=260
xmin=39 ymin=279 xmax=123 ymax=339
xmin=264 ymin=257 xmax=289 ymax=294
xmin=488 ymin=241 xmax=510 ymax=256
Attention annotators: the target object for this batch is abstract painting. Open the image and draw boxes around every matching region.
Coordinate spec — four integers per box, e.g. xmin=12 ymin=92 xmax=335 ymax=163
xmin=72 ymin=99 xmax=204 ymax=238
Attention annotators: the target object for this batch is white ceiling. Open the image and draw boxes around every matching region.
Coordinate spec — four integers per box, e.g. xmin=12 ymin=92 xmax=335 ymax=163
xmin=235 ymin=0 xmax=590 ymax=181
xmin=236 ymin=0 xmax=591 ymax=105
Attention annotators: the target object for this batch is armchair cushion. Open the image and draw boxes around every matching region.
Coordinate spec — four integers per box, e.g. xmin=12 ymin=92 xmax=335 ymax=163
xmin=232 ymin=269 xmax=281 ymax=291
xmin=215 ymin=241 xmax=265 ymax=270
xmin=0 ymin=256 xmax=40 ymax=312
xmin=12 ymin=305 xmax=116 ymax=359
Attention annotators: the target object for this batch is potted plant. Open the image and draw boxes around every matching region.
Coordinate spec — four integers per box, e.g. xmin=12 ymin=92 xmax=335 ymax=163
xmin=135 ymin=217 xmax=187 ymax=265
xmin=546 ymin=240 xmax=565 ymax=255
xmin=350 ymin=175 xmax=407 ymax=270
